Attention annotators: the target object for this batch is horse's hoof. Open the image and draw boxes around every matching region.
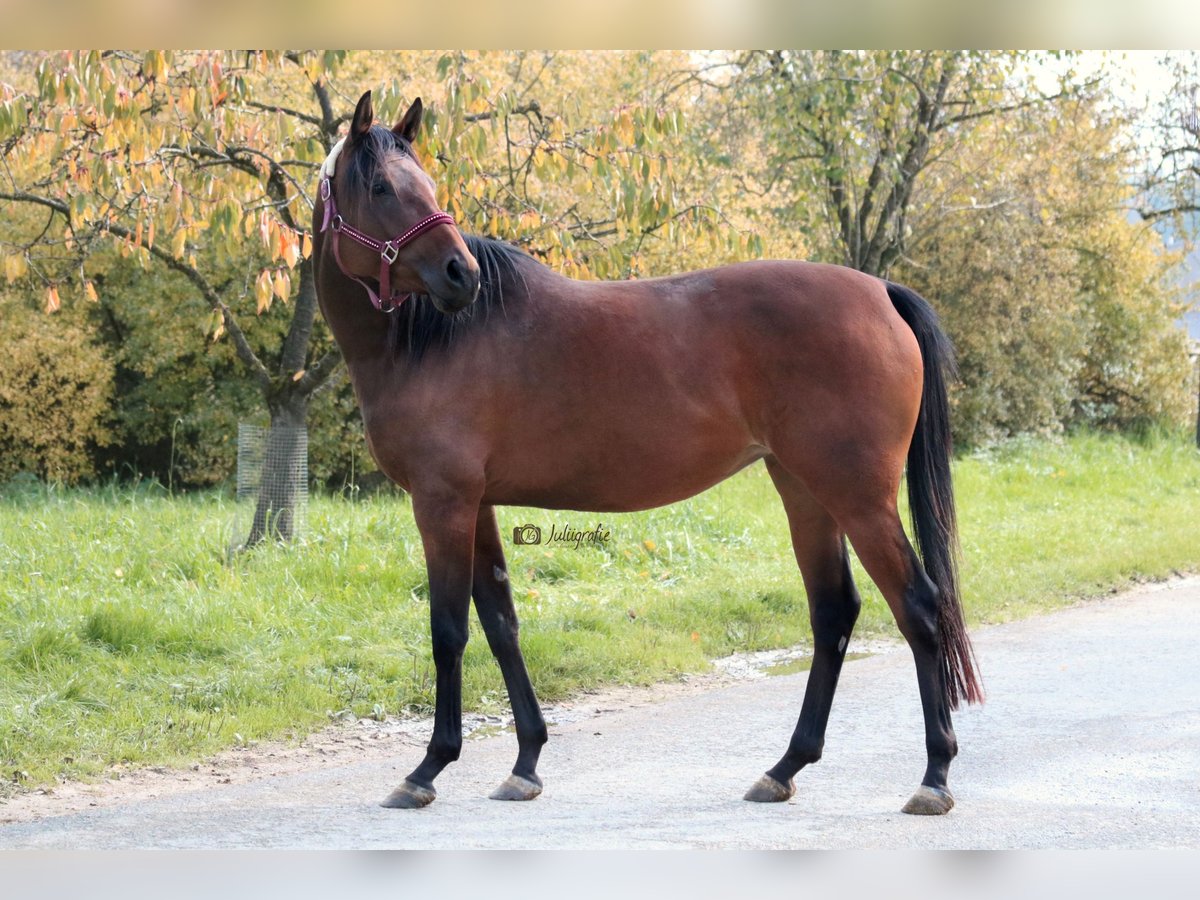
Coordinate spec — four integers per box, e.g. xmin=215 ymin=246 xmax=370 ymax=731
xmin=743 ymin=773 xmax=796 ymax=803
xmin=489 ymin=773 xmax=543 ymax=801
xmin=380 ymin=780 xmax=436 ymax=809
xmin=901 ymin=785 xmax=954 ymax=815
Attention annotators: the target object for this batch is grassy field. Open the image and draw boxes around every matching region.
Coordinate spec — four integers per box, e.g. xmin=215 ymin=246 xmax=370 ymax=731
xmin=0 ymin=432 xmax=1197 ymax=790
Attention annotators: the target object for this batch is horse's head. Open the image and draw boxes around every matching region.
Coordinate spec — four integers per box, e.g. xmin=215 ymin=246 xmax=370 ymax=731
xmin=321 ymin=91 xmax=480 ymax=314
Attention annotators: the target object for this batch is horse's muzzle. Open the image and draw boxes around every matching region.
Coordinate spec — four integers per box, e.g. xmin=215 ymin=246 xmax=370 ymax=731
xmin=428 ymin=251 xmax=480 ymax=313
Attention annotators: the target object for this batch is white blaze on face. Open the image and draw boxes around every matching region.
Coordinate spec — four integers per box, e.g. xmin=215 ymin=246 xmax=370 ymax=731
xmin=319 ymin=137 xmax=346 ymax=180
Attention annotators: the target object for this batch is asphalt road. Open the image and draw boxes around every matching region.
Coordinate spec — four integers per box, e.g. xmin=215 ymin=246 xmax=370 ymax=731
xmin=2 ymin=578 xmax=1197 ymax=849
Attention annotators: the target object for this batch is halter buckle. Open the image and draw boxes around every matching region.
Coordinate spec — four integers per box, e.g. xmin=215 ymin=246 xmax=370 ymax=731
xmin=331 ymin=214 xmax=344 ymax=232
xmin=320 ymin=178 xmax=331 ymax=202
xmin=381 ymin=242 xmax=399 ymax=264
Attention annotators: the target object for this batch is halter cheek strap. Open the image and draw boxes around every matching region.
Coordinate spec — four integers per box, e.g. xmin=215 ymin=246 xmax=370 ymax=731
xmin=319 ymin=175 xmax=456 ymax=312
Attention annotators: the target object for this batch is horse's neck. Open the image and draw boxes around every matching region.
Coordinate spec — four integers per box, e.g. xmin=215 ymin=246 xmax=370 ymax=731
xmin=314 ymin=246 xmax=392 ymax=367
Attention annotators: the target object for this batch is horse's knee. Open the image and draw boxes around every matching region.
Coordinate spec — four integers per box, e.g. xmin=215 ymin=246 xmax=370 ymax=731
xmin=431 ymin=619 xmax=469 ymax=666
xmin=481 ymin=607 xmax=520 ymax=652
xmin=807 ymin=551 xmax=862 ymax=648
xmin=809 ymin=585 xmax=861 ymax=650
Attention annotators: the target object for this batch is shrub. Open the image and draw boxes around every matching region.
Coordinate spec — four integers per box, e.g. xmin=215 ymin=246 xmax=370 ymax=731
xmin=0 ymin=297 xmax=114 ymax=483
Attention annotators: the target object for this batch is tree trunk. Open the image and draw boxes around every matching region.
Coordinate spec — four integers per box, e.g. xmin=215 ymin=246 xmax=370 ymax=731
xmin=238 ymin=255 xmax=343 ymax=550
xmin=244 ymin=395 xmax=309 ymax=548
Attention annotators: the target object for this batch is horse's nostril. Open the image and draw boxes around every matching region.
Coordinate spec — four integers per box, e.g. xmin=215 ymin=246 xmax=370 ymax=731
xmin=446 ymin=257 xmax=465 ymax=286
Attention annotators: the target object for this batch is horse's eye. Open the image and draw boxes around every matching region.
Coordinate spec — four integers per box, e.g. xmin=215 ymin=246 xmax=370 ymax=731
xmin=371 ymin=182 xmax=388 ymax=196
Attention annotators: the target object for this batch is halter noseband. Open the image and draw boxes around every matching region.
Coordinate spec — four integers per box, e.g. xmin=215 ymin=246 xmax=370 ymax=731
xmin=318 ymin=174 xmax=456 ymax=312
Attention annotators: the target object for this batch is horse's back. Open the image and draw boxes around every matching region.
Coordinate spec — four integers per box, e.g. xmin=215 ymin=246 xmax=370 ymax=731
xmin=595 ymin=259 xmax=914 ymax=363
xmin=602 ymin=258 xmax=923 ymax=435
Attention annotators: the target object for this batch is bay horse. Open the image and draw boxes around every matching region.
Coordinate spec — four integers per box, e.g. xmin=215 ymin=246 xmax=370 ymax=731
xmin=312 ymin=91 xmax=982 ymax=816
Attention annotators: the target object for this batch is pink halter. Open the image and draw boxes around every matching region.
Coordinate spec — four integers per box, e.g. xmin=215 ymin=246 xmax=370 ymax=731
xmin=319 ymin=175 xmax=456 ymax=312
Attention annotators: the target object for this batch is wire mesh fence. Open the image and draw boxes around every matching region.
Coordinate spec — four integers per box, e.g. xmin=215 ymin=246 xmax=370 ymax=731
xmin=230 ymin=423 xmax=308 ymax=552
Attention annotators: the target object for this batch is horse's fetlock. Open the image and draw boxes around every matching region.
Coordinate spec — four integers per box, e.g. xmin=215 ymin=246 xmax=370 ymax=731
xmin=788 ymin=737 xmax=823 ymax=767
xmin=430 ymin=737 xmax=462 ymax=764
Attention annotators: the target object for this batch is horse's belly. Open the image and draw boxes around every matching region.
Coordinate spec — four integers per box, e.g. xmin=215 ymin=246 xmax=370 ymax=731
xmin=482 ymin=419 xmax=765 ymax=512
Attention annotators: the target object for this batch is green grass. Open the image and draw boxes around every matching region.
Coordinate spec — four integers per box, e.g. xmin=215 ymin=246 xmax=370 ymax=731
xmin=0 ymin=432 xmax=1197 ymax=789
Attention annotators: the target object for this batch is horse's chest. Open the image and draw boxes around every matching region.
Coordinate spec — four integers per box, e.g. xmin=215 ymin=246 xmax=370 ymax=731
xmin=359 ymin=410 xmax=419 ymax=492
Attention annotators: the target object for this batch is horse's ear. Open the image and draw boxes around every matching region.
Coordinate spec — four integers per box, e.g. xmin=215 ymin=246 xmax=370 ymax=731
xmin=350 ymin=91 xmax=374 ymax=142
xmin=393 ymin=98 xmax=423 ymax=143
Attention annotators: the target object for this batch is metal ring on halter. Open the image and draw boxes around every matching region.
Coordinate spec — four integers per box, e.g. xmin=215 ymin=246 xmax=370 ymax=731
xmin=332 ymin=214 xmax=344 ymax=231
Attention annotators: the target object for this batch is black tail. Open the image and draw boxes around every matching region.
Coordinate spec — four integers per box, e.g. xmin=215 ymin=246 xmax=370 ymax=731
xmin=886 ymin=281 xmax=983 ymax=709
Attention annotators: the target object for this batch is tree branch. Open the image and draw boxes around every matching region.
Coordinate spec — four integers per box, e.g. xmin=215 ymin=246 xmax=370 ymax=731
xmin=1138 ymin=203 xmax=1200 ymax=221
xmin=0 ymin=188 xmax=272 ymax=391
xmin=466 ymin=101 xmax=543 ymax=124
xmin=279 ymin=256 xmax=318 ymax=375
xmin=300 ymin=67 xmax=339 ymax=148
xmin=242 ymin=99 xmax=325 ymax=130
xmin=936 ymin=79 xmax=1099 ymax=131
xmin=295 ymin=346 xmax=343 ymax=396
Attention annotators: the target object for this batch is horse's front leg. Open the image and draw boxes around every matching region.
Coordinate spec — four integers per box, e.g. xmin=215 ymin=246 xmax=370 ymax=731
xmin=381 ymin=486 xmax=479 ymax=809
xmin=472 ymin=505 xmax=548 ymax=800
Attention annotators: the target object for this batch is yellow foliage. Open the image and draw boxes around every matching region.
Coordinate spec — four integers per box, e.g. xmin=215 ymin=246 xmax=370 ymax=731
xmin=255 ymin=269 xmax=272 ymax=313
xmin=4 ymin=254 xmax=28 ymax=283
xmin=0 ymin=300 xmax=113 ymax=484
xmin=899 ymin=93 xmax=1193 ymax=440
xmin=272 ymin=269 xmax=290 ymax=303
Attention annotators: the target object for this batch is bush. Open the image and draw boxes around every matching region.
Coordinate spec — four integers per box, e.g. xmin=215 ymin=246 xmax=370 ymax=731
xmin=0 ymin=298 xmax=114 ymax=483
xmin=897 ymin=97 xmax=1194 ymax=446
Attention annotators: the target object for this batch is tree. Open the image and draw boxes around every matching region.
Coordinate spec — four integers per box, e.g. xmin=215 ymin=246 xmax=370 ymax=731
xmin=724 ymin=51 xmax=1080 ymax=278
xmin=405 ymin=51 xmax=758 ymax=277
xmin=1 ymin=51 xmax=737 ymax=530
xmin=1 ymin=51 xmax=347 ymax=541
xmin=1136 ymin=52 xmax=1200 ymax=445
xmin=897 ymin=84 xmax=1192 ymax=442
xmin=1138 ymin=52 xmax=1200 ymax=227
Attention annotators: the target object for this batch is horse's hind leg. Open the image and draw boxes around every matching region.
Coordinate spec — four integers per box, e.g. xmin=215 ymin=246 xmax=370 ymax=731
xmin=840 ymin=506 xmax=959 ymax=815
xmin=745 ymin=458 xmax=863 ymax=803
xmin=471 ymin=506 xmax=547 ymax=801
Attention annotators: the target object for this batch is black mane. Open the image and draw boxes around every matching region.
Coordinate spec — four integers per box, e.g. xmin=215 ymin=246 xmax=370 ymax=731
xmin=388 ymin=234 xmax=535 ymax=362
